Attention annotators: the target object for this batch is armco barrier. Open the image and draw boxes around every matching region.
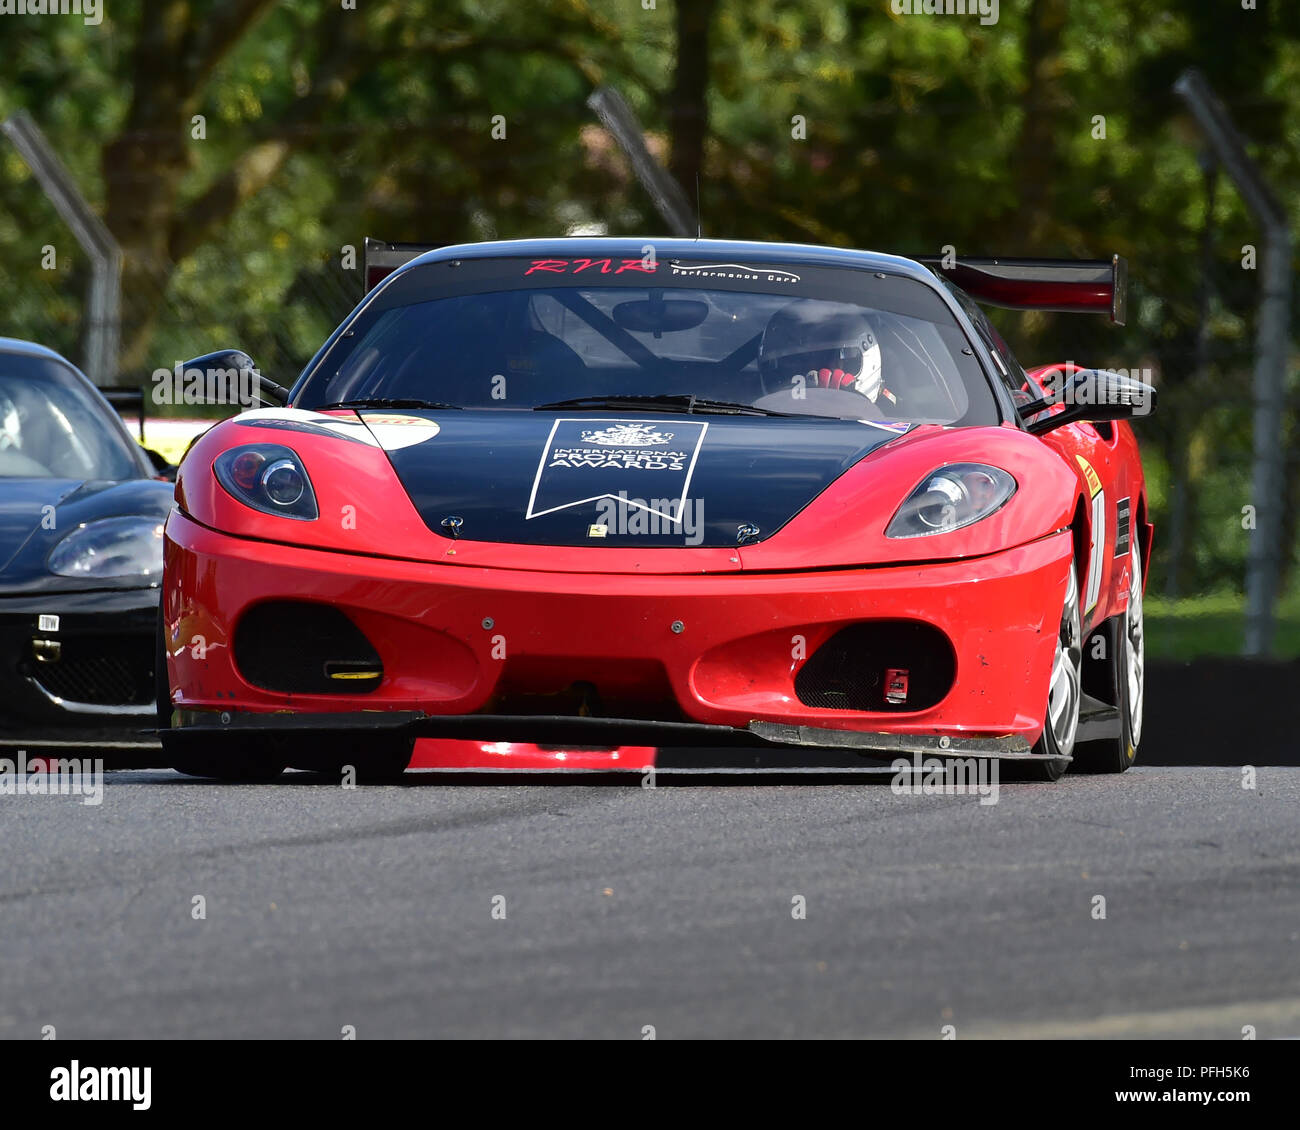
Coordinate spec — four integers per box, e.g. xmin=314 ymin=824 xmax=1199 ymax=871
xmin=1141 ymin=659 xmax=1300 ymax=766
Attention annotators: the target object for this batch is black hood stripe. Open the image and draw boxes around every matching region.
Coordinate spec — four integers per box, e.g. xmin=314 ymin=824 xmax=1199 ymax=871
xmin=379 ymin=410 xmax=905 ymax=548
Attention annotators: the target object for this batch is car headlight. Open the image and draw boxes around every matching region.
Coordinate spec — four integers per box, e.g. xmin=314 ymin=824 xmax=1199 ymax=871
xmin=47 ymin=516 xmax=164 ymax=578
xmin=885 ymin=463 xmax=1016 ymax=538
xmin=214 ymin=443 xmax=319 ymax=520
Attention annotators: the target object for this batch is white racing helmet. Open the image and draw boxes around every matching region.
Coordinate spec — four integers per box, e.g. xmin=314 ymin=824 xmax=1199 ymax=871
xmin=758 ymin=299 xmax=884 ymax=400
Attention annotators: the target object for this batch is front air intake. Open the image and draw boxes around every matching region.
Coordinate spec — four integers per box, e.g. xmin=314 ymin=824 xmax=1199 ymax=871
xmin=28 ymin=634 xmax=154 ymax=707
xmin=794 ymin=621 xmax=955 ymax=712
xmin=233 ymin=601 xmax=382 ymax=695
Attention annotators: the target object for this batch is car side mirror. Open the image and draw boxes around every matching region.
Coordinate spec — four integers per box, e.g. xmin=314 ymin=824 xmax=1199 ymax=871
xmin=1019 ymin=368 xmax=1156 ymax=435
xmin=179 ymin=349 xmax=290 ymax=407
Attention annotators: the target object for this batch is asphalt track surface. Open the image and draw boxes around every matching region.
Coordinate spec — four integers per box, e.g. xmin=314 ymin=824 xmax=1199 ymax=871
xmin=2 ymin=765 xmax=1297 ymax=1039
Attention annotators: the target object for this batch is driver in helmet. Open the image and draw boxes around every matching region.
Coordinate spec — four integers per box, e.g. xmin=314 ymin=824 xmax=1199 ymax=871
xmin=757 ymin=299 xmax=896 ymax=406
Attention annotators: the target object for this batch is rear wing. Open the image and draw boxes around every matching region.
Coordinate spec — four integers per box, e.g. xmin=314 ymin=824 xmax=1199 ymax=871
xmin=363 ymin=238 xmax=438 ymax=292
xmin=918 ymin=254 xmax=1128 ymax=326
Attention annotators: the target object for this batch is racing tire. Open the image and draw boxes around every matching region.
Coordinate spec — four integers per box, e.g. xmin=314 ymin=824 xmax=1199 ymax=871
xmin=157 ymin=607 xmax=287 ymax=782
xmin=169 ymin=747 xmax=288 ymax=783
xmin=287 ymin=738 xmax=415 ymax=784
xmin=1071 ymin=538 xmax=1143 ymax=774
xmin=1010 ymin=560 xmax=1083 ymax=782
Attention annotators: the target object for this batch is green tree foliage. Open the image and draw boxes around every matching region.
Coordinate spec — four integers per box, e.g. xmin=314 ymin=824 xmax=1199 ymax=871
xmin=0 ymin=0 xmax=1297 ymax=597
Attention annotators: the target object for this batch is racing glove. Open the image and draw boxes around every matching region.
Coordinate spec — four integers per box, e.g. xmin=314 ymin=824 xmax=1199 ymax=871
xmin=806 ymin=368 xmax=858 ymax=390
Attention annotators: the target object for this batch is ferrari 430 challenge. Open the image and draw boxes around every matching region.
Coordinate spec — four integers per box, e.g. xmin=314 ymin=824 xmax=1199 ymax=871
xmin=159 ymin=238 xmax=1154 ymax=782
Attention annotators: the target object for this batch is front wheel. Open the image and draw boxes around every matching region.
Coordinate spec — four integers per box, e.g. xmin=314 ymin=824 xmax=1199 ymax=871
xmin=1072 ymin=537 xmax=1143 ymax=773
xmin=287 ymin=738 xmax=414 ymax=784
xmin=158 ymin=610 xmax=286 ymax=781
xmin=1014 ymin=560 xmax=1082 ymax=782
xmin=170 ymin=747 xmax=287 ymax=782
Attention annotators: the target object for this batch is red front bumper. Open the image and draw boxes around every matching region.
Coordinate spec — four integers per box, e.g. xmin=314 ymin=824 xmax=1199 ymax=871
xmin=164 ymin=510 xmax=1071 ymax=743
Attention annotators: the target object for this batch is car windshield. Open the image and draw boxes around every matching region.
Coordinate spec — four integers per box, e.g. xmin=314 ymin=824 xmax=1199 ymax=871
xmin=0 ymin=353 xmax=141 ymax=480
xmin=299 ymin=257 xmax=1000 ymax=426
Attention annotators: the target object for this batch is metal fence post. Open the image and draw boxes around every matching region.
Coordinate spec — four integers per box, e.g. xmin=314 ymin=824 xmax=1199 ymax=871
xmin=1174 ymin=69 xmax=1294 ymax=657
xmin=587 ymin=86 xmax=696 ymax=239
xmin=1 ymin=109 xmax=123 ymax=385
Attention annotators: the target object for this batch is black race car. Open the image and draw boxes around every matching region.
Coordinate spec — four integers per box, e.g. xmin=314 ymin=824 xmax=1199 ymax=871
xmin=0 ymin=337 xmax=173 ymax=751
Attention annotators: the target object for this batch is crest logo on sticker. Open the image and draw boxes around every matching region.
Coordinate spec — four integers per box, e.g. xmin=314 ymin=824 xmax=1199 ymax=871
xmin=527 ymin=418 xmax=708 ymax=521
xmin=580 ymin=424 xmax=673 ymax=447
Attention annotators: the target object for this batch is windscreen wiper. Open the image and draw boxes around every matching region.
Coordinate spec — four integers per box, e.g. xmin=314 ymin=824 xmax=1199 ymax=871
xmin=533 ymin=394 xmax=797 ymax=417
xmin=317 ymin=397 xmax=462 ymax=410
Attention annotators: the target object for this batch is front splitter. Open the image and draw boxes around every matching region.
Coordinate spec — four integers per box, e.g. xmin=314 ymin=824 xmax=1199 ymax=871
xmin=165 ymin=710 xmax=1062 ymax=764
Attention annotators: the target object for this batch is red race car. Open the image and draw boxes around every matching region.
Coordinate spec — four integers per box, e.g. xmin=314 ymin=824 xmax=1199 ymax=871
xmin=158 ymin=238 xmax=1154 ymax=782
